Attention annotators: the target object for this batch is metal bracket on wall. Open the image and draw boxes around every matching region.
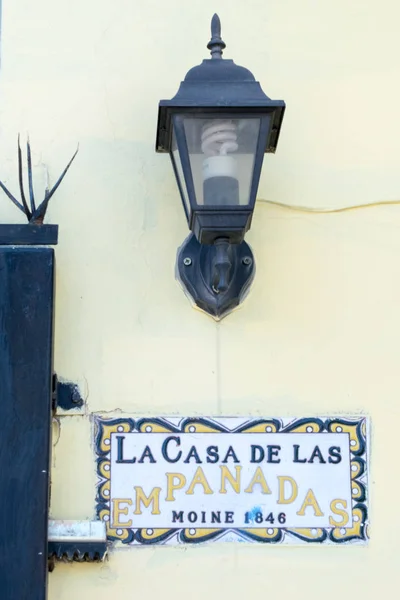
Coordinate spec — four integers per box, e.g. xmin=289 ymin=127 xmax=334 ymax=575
xmin=177 ymin=233 xmax=255 ymax=320
xmin=52 ymin=374 xmax=84 ymax=411
xmin=48 ymin=521 xmax=108 ymax=571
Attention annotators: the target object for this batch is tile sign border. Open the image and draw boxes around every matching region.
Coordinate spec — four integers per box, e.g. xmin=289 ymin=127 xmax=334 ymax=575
xmin=94 ymin=416 xmax=368 ymax=546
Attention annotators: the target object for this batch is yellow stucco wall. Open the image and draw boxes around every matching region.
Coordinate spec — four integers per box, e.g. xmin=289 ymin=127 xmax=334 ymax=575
xmin=0 ymin=0 xmax=399 ymax=597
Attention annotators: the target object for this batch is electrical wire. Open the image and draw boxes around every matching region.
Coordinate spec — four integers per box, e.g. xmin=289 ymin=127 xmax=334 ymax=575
xmin=257 ymin=198 xmax=400 ymax=213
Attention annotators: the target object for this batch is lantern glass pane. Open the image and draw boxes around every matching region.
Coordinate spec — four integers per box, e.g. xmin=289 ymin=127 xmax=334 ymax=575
xmin=170 ymin=126 xmax=191 ymax=218
xmin=182 ymin=116 xmax=265 ymax=207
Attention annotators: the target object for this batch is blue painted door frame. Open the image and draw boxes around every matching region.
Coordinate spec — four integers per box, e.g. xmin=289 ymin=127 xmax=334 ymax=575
xmin=0 ymin=246 xmax=54 ymax=599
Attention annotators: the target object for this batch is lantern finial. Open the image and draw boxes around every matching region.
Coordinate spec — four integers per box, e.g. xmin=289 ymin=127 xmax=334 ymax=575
xmin=207 ymin=14 xmax=226 ymax=59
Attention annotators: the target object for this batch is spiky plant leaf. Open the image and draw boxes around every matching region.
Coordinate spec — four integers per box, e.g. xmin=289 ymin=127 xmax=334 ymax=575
xmin=26 ymin=137 xmax=36 ymax=213
xmin=0 ymin=179 xmax=26 ymax=215
xmin=17 ymin=134 xmax=31 ymax=219
xmin=30 ymin=146 xmax=79 ymax=223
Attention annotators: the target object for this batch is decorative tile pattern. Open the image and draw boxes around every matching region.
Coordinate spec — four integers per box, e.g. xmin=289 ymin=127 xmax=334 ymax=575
xmin=94 ymin=416 xmax=368 ymax=545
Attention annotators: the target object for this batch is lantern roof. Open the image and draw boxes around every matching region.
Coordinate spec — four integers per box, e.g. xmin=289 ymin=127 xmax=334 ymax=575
xmin=156 ymin=14 xmax=285 ymax=154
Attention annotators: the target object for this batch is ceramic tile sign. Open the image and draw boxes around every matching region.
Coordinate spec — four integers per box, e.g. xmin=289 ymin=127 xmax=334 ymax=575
xmin=94 ymin=416 xmax=369 ymax=545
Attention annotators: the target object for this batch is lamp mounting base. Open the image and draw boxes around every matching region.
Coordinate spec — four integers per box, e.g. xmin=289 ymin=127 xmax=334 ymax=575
xmin=177 ymin=233 xmax=255 ymax=320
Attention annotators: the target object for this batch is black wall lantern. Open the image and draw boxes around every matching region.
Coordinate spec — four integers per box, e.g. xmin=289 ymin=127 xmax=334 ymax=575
xmin=156 ymin=14 xmax=285 ymax=319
